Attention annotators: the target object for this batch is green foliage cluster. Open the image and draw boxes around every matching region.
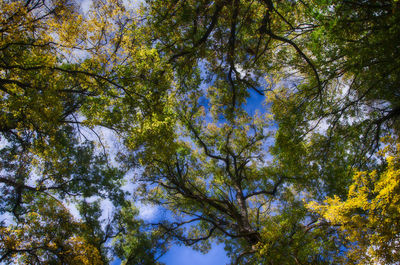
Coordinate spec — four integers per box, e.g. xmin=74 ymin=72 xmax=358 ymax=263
xmin=0 ymin=0 xmax=399 ymax=264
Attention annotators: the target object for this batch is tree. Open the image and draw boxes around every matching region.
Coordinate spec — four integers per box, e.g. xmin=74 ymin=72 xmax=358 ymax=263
xmin=308 ymin=137 xmax=400 ymax=264
xmin=112 ymin=202 xmax=167 ymax=265
xmin=0 ymin=0 xmax=125 ymax=214
xmin=268 ymin=0 xmax=400 ymax=197
xmin=259 ymin=1 xmax=400 ymax=263
xmin=0 ymin=0 xmax=167 ymax=263
xmin=131 ymin=83 xmax=344 ymax=263
xmin=0 ymin=195 xmax=102 ymax=264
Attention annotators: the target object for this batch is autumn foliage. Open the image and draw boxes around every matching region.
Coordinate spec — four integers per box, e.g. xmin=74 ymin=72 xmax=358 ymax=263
xmin=1 ymin=0 xmax=399 ymax=264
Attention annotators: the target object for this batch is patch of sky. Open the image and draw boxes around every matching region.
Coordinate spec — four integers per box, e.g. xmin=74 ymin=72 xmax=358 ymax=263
xmin=111 ymin=258 xmax=122 ymax=265
xmin=0 ymin=210 xmax=15 ymax=226
xmin=80 ymin=0 xmax=92 ymax=14
xmin=122 ymin=0 xmax=142 ymax=10
xmin=80 ymin=0 xmax=141 ymax=14
xmin=136 ymin=201 xmax=159 ymax=221
xmin=159 ymin=243 xmax=229 ymax=265
xmin=244 ymin=87 xmax=266 ymax=115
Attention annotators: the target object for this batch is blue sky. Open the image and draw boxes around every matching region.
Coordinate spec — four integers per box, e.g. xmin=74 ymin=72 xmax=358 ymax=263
xmin=159 ymin=244 xmax=229 ymax=265
xmin=111 ymin=244 xmax=229 ymax=265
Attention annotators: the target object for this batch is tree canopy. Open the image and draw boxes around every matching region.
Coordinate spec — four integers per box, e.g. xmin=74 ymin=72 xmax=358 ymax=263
xmin=0 ymin=0 xmax=399 ymax=264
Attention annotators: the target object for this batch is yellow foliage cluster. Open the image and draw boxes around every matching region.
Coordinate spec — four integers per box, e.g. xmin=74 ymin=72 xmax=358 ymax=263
xmin=0 ymin=197 xmax=103 ymax=264
xmin=308 ymin=137 xmax=400 ymax=264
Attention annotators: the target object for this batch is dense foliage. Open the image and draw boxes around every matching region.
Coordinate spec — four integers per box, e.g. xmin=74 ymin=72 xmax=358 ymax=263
xmin=0 ymin=0 xmax=399 ymax=264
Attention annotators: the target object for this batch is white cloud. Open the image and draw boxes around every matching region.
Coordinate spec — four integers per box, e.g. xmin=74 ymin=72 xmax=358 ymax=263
xmin=122 ymin=0 xmax=141 ymax=10
xmin=80 ymin=0 xmax=92 ymax=14
xmin=65 ymin=201 xmax=81 ymax=219
xmin=137 ymin=202 xmax=158 ymax=221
